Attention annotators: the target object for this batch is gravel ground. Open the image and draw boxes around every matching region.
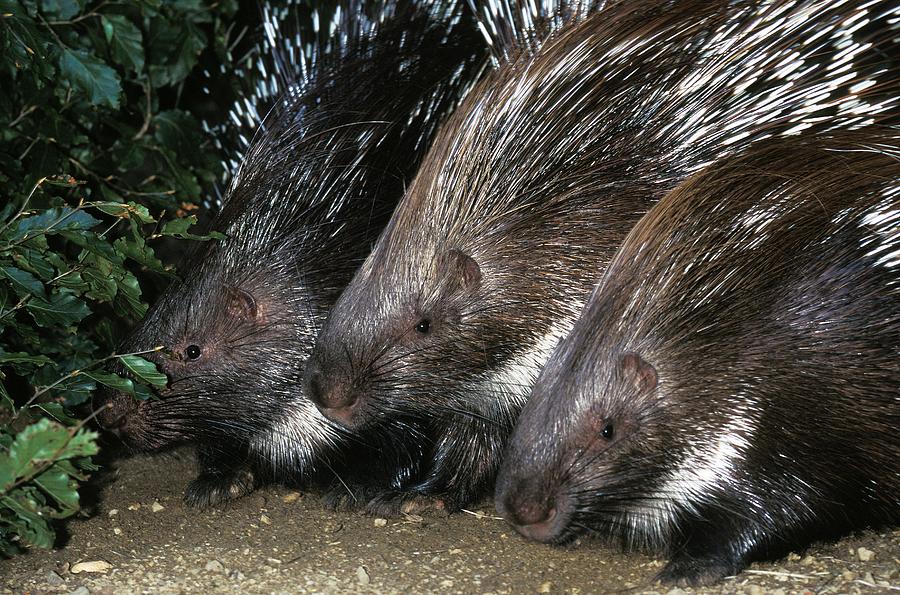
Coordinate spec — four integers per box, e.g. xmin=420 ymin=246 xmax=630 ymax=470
xmin=1 ymin=448 xmax=897 ymax=594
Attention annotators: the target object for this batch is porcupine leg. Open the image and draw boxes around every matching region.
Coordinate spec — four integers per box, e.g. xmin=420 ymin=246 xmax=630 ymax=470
xmin=655 ymin=510 xmax=756 ymax=587
xmin=183 ymin=444 xmax=258 ymax=508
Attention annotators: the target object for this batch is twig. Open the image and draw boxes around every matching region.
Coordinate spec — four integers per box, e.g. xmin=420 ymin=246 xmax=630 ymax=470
xmin=743 ymin=569 xmax=816 ymax=579
xmin=459 ymin=508 xmax=504 ymax=520
xmin=854 ymin=579 xmax=900 ymax=591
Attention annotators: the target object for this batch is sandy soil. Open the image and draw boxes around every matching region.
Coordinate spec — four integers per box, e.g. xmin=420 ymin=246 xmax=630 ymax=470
xmin=1 ymin=448 xmax=897 ymax=594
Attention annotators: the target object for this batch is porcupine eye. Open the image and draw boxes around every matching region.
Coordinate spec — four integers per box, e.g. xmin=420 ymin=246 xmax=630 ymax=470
xmin=415 ymin=319 xmax=431 ymax=334
xmin=601 ymin=423 xmax=614 ymax=440
xmin=186 ymin=345 xmax=202 ymax=360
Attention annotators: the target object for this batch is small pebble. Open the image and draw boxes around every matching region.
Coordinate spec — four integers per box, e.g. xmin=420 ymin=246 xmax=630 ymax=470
xmin=356 ymin=565 xmax=370 ymax=586
xmin=46 ymin=570 xmax=65 ymax=585
xmin=440 ymin=579 xmax=454 ymax=588
xmin=127 ymin=503 xmax=141 ymax=511
xmin=857 ymin=547 xmax=875 ymax=561
xmin=800 ymin=555 xmax=816 ymax=566
xmin=205 ymin=560 xmax=226 ymax=573
xmin=748 ymin=585 xmax=764 ymax=595
xmin=70 ymin=560 xmax=112 ymax=574
xmin=282 ymin=492 xmax=301 ymax=504
xmin=107 ymin=509 xmax=118 ymax=517
xmin=449 ymin=548 xmax=463 ymax=555
xmin=150 ymin=501 xmax=164 ymax=513
xmin=373 ymin=518 xmax=387 ymax=527
xmin=113 ymin=528 xmax=122 ymax=536
xmin=772 ymin=589 xmax=786 ymax=595
xmin=68 ymin=587 xmax=90 ymax=595
xmin=260 ymin=514 xmax=272 ymax=525
xmin=539 ymin=581 xmax=552 ymax=593
xmin=666 ymin=589 xmax=686 ymax=595
xmin=863 ymin=571 xmax=876 ymax=584
xmin=842 ymin=570 xmax=857 ymax=581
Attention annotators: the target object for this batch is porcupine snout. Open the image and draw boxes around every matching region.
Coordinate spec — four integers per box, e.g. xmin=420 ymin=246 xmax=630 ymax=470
xmin=496 ymin=475 xmax=571 ymax=544
xmin=304 ymin=354 xmax=362 ymax=427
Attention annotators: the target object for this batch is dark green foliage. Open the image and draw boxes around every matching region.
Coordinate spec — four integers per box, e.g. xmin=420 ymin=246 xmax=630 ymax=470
xmin=0 ymin=0 xmax=248 ymax=555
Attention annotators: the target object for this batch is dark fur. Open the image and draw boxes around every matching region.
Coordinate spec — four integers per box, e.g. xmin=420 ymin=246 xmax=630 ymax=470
xmin=304 ymin=0 xmax=900 ymax=514
xmin=93 ymin=0 xmax=489 ymax=507
xmin=495 ymin=130 xmax=900 ymax=586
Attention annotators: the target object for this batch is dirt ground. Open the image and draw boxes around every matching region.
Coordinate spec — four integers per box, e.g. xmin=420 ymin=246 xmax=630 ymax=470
xmin=1 ymin=448 xmax=897 ymax=594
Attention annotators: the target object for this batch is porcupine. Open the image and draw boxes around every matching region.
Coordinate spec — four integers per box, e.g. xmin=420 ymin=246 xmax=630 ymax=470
xmin=495 ymin=129 xmax=900 ymax=586
xmin=303 ymin=0 xmax=900 ymax=515
xmin=93 ymin=0 xmax=490 ymax=507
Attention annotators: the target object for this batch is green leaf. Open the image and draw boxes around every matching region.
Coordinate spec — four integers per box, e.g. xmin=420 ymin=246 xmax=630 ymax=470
xmin=113 ymin=237 xmax=169 ymax=275
xmin=147 ymin=19 xmax=205 ymax=87
xmin=54 ymin=270 xmax=88 ymax=293
xmin=0 ymin=349 xmax=53 ymax=372
xmin=53 ymin=374 xmax=96 ymax=407
xmin=94 ymin=201 xmax=155 ymax=224
xmin=111 ymin=269 xmax=146 ymax=318
xmin=102 ymin=14 xmax=144 ymax=73
xmin=160 ymin=215 xmax=223 ymax=241
xmin=153 ymin=110 xmax=195 ymax=154
xmin=79 ymin=252 xmax=118 ymax=303
xmin=0 ymin=419 xmax=67 ymax=491
xmin=33 ymin=465 xmax=79 ymax=516
xmin=64 ymin=428 xmax=99 ymax=459
xmin=1 ymin=494 xmax=54 ymax=549
xmin=131 ymin=381 xmax=155 ymax=401
xmin=53 ymin=458 xmax=89 ymax=481
xmin=6 ymin=207 xmax=101 ymax=242
xmin=58 ymin=49 xmax=121 ymax=108
xmin=81 ymin=370 xmax=135 ymax=397
xmin=25 ymin=288 xmax=91 ymax=328
xmin=40 ymin=0 xmax=81 ymax=20
xmin=34 ymin=402 xmax=80 ymax=426
xmin=11 ymin=248 xmax=56 ymax=280
xmin=0 ymin=266 xmax=45 ymax=298
xmin=119 ymin=354 xmax=167 ymax=387
xmin=61 ymin=231 xmax=123 ymax=265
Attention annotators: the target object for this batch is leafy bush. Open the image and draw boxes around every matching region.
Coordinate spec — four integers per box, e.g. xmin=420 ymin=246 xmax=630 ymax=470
xmin=0 ymin=0 xmax=251 ymax=555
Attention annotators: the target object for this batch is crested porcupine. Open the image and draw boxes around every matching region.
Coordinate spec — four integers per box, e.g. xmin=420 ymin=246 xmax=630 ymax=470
xmin=495 ymin=129 xmax=900 ymax=586
xmin=94 ymin=0 xmax=490 ymax=507
xmin=304 ymin=0 xmax=900 ymax=514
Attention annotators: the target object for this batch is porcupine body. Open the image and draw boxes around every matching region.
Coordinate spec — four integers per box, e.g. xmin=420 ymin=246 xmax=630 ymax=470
xmin=496 ymin=130 xmax=900 ymax=586
xmin=303 ymin=0 xmax=900 ymax=514
xmin=94 ymin=0 xmax=489 ymax=507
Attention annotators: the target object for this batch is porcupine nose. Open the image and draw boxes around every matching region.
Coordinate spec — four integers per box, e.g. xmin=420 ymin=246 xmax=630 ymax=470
xmin=497 ymin=480 xmax=566 ymax=543
xmin=305 ymin=357 xmax=359 ymax=427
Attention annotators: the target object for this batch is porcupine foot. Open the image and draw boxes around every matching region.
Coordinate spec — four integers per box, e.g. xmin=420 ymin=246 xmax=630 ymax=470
xmin=365 ymin=489 xmax=448 ymax=517
xmin=183 ymin=446 xmax=258 ymax=508
xmin=656 ymin=553 xmax=743 ymax=587
xmin=321 ymin=483 xmax=447 ymax=517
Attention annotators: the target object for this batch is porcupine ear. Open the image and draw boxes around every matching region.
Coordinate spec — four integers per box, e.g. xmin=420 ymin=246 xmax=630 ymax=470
xmin=621 ymin=352 xmax=658 ymax=394
xmin=446 ymin=248 xmax=482 ymax=291
xmin=225 ymin=286 xmax=259 ymax=323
